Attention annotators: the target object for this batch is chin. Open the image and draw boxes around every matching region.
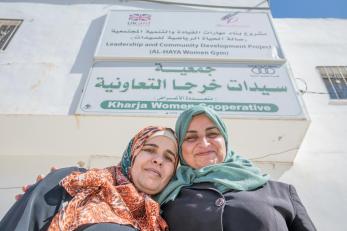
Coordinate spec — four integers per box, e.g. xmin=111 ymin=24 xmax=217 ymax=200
xmin=143 ymin=185 xmax=161 ymax=194
xmin=200 ymin=159 xmax=217 ymax=166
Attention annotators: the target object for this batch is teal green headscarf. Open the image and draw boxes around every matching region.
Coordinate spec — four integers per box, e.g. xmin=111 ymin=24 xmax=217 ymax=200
xmin=156 ymin=106 xmax=269 ymax=205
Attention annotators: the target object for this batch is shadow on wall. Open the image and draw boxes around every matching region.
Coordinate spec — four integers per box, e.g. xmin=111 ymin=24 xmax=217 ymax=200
xmin=255 ymin=161 xmax=293 ymax=180
xmin=68 ymin=15 xmax=106 ymax=114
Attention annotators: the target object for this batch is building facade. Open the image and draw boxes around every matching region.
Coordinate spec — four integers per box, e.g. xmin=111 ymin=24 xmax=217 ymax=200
xmin=1 ymin=1 xmax=347 ymax=230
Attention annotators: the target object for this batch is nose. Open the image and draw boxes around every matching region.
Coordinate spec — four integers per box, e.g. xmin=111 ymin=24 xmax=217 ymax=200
xmin=198 ymin=136 xmax=210 ymax=147
xmin=152 ymin=155 xmax=163 ymax=166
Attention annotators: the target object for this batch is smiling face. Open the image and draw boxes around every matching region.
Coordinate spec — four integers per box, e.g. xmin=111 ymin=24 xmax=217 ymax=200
xmin=130 ymin=135 xmax=178 ymax=195
xmin=181 ymin=114 xmax=227 ymax=169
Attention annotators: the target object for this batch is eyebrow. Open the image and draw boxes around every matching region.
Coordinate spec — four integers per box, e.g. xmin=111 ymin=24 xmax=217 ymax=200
xmin=143 ymin=143 xmax=177 ymax=158
xmin=143 ymin=143 xmax=158 ymax=148
xmin=165 ymin=150 xmax=176 ymax=160
xmin=206 ymin=126 xmax=219 ymax=131
xmin=186 ymin=126 xmax=219 ymax=134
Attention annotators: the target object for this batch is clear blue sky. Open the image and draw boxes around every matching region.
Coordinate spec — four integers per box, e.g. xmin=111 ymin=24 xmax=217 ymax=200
xmin=269 ymin=0 xmax=347 ymax=18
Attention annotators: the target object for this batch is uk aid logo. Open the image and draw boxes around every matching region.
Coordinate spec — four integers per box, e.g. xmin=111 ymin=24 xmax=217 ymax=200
xmin=128 ymin=14 xmax=151 ymax=26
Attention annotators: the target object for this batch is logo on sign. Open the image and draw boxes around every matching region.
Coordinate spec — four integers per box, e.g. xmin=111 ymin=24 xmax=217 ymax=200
xmin=221 ymin=13 xmax=239 ymax=24
xmin=217 ymin=13 xmax=241 ymax=27
xmin=128 ymin=14 xmax=151 ymax=26
xmin=251 ymin=66 xmax=276 ymax=75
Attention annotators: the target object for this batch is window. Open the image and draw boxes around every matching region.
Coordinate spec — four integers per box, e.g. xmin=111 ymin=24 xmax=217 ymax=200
xmin=0 ymin=19 xmax=23 ymax=51
xmin=317 ymin=66 xmax=347 ymax=101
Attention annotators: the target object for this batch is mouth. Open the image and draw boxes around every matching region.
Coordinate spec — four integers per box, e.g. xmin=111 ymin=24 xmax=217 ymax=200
xmin=195 ymin=151 xmax=214 ymax=156
xmin=145 ymin=168 xmax=162 ymax=178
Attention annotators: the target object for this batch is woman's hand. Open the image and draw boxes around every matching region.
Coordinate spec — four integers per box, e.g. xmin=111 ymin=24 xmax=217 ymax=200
xmin=15 ymin=166 xmax=58 ymax=200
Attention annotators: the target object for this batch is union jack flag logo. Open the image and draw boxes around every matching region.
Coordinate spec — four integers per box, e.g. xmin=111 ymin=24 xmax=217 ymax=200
xmin=129 ymin=14 xmax=151 ymax=21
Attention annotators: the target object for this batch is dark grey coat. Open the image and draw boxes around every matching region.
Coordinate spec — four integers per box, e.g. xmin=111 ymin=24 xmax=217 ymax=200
xmin=162 ymin=181 xmax=316 ymax=231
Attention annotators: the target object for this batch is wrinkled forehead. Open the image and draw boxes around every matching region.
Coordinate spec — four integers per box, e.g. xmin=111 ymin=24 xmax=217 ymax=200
xmin=184 ymin=112 xmax=223 ymax=135
xmin=187 ymin=114 xmax=217 ymax=129
xmin=137 ymin=128 xmax=177 ymax=152
xmin=145 ymin=132 xmax=178 ymax=151
xmin=149 ymin=130 xmax=177 ymax=144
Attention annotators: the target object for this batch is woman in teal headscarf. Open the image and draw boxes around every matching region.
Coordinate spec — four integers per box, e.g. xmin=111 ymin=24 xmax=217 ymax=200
xmin=158 ymin=106 xmax=316 ymax=231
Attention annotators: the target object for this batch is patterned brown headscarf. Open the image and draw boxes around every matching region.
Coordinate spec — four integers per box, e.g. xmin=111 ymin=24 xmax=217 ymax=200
xmin=48 ymin=126 xmax=178 ymax=231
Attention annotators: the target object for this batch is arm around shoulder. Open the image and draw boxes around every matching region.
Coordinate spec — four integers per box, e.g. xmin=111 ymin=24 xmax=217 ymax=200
xmin=0 ymin=166 xmax=86 ymax=231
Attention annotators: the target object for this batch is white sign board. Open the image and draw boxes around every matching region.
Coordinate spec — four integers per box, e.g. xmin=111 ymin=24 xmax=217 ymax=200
xmin=95 ymin=11 xmax=285 ymax=62
xmin=77 ymin=62 xmax=302 ymax=117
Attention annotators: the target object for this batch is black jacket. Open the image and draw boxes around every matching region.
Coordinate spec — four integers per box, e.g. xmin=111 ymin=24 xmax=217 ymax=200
xmin=162 ymin=181 xmax=316 ymax=231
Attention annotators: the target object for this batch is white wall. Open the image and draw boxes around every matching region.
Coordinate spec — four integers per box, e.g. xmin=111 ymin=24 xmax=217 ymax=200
xmin=1 ymin=1 xmax=347 ymax=230
xmin=273 ymin=18 xmax=347 ymax=230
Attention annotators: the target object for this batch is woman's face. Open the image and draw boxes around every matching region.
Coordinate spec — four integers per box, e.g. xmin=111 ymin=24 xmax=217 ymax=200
xmin=182 ymin=114 xmax=227 ymax=169
xmin=130 ymin=135 xmax=177 ymax=195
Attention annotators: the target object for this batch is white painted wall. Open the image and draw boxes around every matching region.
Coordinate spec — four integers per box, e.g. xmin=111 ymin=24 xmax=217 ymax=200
xmin=272 ymin=18 xmax=347 ymax=231
xmin=1 ymin=1 xmax=347 ymax=230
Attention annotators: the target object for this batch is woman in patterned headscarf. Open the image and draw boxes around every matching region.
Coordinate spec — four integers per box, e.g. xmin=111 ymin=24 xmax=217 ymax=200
xmin=1 ymin=126 xmax=178 ymax=231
